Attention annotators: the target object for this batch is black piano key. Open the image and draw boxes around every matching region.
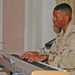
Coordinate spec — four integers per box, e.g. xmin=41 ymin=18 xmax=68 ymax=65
xmin=11 ymin=54 xmax=56 ymax=70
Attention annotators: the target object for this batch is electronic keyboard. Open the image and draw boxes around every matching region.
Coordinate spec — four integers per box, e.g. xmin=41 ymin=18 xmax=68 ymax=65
xmin=0 ymin=51 xmax=66 ymax=75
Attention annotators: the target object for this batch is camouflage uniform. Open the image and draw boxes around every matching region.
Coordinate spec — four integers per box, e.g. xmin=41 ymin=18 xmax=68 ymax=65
xmin=48 ymin=21 xmax=75 ymax=75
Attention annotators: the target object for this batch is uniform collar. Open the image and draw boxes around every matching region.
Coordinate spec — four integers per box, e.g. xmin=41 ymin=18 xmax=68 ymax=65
xmin=58 ymin=21 xmax=73 ymax=39
xmin=62 ymin=21 xmax=73 ymax=39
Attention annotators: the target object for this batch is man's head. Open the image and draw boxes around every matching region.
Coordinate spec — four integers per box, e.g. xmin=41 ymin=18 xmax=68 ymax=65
xmin=53 ymin=3 xmax=72 ymax=31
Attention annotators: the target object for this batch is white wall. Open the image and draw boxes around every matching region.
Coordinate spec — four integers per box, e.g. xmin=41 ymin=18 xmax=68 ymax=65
xmin=25 ymin=0 xmax=43 ymax=51
xmin=42 ymin=0 xmax=56 ymax=47
xmin=0 ymin=0 xmax=56 ymax=51
xmin=24 ymin=0 xmax=56 ymax=51
xmin=0 ymin=0 xmax=56 ymax=50
xmin=0 ymin=0 xmax=2 ymax=50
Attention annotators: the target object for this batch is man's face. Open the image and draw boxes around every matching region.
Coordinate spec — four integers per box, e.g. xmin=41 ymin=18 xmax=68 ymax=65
xmin=53 ymin=10 xmax=66 ymax=28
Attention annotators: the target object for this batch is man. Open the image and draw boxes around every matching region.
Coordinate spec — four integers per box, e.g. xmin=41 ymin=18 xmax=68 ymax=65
xmin=19 ymin=3 xmax=75 ymax=75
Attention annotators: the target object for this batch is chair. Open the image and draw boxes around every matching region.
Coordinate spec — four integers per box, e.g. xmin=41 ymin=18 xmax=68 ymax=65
xmin=31 ymin=70 xmax=70 ymax=75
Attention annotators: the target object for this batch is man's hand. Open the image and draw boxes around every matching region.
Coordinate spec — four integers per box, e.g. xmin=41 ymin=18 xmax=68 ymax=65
xmin=19 ymin=51 xmax=39 ymax=59
xmin=19 ymin=51 xmax=46 ymax=62
xmin=27 ymin=54 xmax=46 ymax=62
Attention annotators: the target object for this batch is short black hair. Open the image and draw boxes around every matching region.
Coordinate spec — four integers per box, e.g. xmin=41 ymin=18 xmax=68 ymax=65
xmin=54 ymin=3 xmax=72 ymax=15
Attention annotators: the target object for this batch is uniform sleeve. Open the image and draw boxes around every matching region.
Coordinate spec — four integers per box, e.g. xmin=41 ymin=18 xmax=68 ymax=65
xmin=59 ymin=36 xmax=75 ymax=69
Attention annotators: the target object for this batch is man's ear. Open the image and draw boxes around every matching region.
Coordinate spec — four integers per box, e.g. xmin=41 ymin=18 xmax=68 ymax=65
xmin=65 ymin=15 xmax=69 ymax=21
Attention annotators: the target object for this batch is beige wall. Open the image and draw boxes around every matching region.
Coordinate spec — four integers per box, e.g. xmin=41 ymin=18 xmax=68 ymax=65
xmin=74 ymin=0 xmax=75 ymax=24
xmin=2 ymin=0 xmax=25 ymax=53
